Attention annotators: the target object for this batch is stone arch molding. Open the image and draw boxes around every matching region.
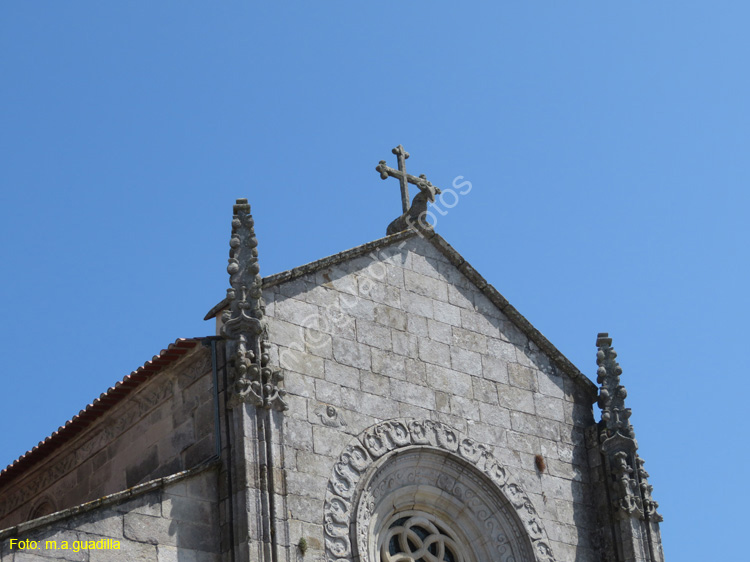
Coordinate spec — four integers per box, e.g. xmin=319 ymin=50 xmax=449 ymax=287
xmin=323 ymin=419 xmax=556 ymax=562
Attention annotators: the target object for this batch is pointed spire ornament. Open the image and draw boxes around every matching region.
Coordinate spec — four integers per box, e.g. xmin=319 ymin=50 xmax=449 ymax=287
xmin=220 ymin=199 xmax=287 ymax=411
xmin=596 ymin=333 xmax=660 ymax=522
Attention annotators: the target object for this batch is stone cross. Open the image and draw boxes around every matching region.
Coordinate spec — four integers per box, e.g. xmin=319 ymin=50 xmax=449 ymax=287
xmin=376 ymin=145 xmax=439 ymax=214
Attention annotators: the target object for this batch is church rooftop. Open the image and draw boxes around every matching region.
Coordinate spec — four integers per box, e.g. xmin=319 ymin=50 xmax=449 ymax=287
xmin=0 ymin=338 xmax=203 ymax=486
xmin=205 ymin=227 xmax=598 ymax=398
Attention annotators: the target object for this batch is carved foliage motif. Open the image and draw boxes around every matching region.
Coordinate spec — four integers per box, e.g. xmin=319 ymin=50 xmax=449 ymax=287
xmin=322 ymin=419 xmax=556 ymax=562
xmin=220 ymin=199 xmax=287 ymax=411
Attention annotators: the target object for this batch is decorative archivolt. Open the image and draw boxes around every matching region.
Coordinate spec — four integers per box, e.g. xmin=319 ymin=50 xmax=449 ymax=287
xmin=323 ymin=419 xmax=556 ymax=562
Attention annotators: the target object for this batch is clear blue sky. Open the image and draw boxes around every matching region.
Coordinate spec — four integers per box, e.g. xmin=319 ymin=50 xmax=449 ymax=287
xmin=1 ymin=3 xmax=746 ymax=559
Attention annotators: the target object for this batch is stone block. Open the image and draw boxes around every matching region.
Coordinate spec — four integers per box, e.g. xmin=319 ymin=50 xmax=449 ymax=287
xmin=538 ymin=419 xmax=561 ymax=442
xmin=404 ymin=270 xmax=448 ymax=301
xmin=114 ymin=492 xmax=163 ymax=517
xmin=156 ymin=546 xmax=220 ymax=562
xmin=478 ymin=402 xmax=511 ymax=428
xmin=183 ymin=472 xmax=217 ymax=502
xmin=486 ymin=338 xmax=517 ymax=362
xmin=371 ymin=350 xmax=406 ymax=379
xmin=472 ymin=378 xmax=498 ymax=405
xmin=301 ymin=284 xmax=339 ymax=308
xmin=340 ymin=293 xmax=377 ymax=321
xmin=432 ymin=300 xmax=461 ymax=327
xmin=277 ymin=347 xmax=325 ymax=379
xmin=284 ymin=371 xmax=316 ymax=400
xmin=402 ymin=292 xmax=433 ymax=318
xmin=447 ymin=284 xmax=474 ymax=309
xmin=539 ymin=438 xmax=560 ymax=461
xmin=508 ymin=363 xmax=538 ymax=391
xmin=294 ymin=451 xmax=333 ymax=479
xmin=302 ymin=328 xmax=333 ymax=359
xmin=278 ymin=277 xmax=310 ymax=299
xmin=274 ymin=297 xmax=320 ymax=328
xmin=506 ymin=431 xmax=540 ymax=455
xmin=356 ymin=320 xmax=392 ymax=350
xmin=466 ymin=421 xmax=506 ymax=447
xmin=360 ymin=371 xmax=389 ymax=396
xmin=286 ymin=493 xmax=325 ymax=524
xmin=534 ymin=394 xmax=565 ymax=422
xmin=427 ymin=319 xmax=452 ymax=344
xmin=481 ymin=355 xmax=509 ymax=384
xmin=451 ymin=327 xmax=487 ymax=354
xmin=284 ymin=418 xmax=314 ymax=452
xmin=510 ymin=411 xmax=539 ymax=435
xmin=125 ymin=445 xmax=159 ymax=488
xmin=354 ymin=392 xmax=399 ymax=419
xmin=407 ymin=315 xmax=428 ymax=337
xmin=472 ymin=292 xmax=505 ymax=320
xmin=459 ymin=308 xmax=502 ymax=338
xmin=390 ymin=379 xmax=436 ymax=410
xmin=168 ymin=420 xmax=195 ymax=455
xmin=417 ymin=338 xmax=450 ymax=368
xmin=323 ymin=360 xmax=360 ymax=389
xmin=161 ymin=495 xmax=213 ymax=525
xmin=285 ymin=470 xmax=327 ymax=500
xmin=383 ymin=262 xmax=405 ymax=288
xmin=410 ymin=253 xmax=443 ymax=280
xmin=435 ymin=391 xmax=450 ymax=413
xmin=123 ymin=513 xmax=176 ymax=546
xmin=313 ymin=425 xmax=352 ymax=457
xmin=450 ymin=347 xmax=482 ymax=376
xmin=332 ymin=339 xmax=371 ymax=370
xmin=183 ymin=435 xmax=214 ymax=468
xmin=357 ymin=277 xmax=391 ymax=305
xmin=392 ymin=328 xmax=420 ymax=360
xmin=498 ymin=385 xmax=535 ymax=415
xmin=374 ymin=305 xmax=407 ymax=331
xmin=425 ymin=365 xmax=472 ymax=398
xmin=449 ymin=396 xmax=481 ymax=422
xmin=403 ymin=358 xmax=427 ymax=384
xmin=72 ymin=511 xmax=123 ymax=538
xmin=537 ymin=371 xmax=565 ymax=399
xmin=267 ymin=319 xmax=305 ymax=351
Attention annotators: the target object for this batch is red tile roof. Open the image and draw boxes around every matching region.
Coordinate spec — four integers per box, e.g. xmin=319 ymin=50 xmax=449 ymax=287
xmin=0 ymin=338 xmax=202 ymax=486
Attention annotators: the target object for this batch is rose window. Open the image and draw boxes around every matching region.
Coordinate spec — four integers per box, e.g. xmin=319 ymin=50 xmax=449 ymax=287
xmin=380 ymin=512 xmax=465 ymax=562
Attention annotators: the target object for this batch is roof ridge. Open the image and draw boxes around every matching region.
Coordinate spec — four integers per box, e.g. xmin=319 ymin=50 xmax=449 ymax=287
xmin=204 ymin=228 xmax=597 ymax=396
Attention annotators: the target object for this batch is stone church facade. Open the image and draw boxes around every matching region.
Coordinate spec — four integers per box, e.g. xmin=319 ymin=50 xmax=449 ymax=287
xmin=0 ymin=192 xmax=664 ymax=561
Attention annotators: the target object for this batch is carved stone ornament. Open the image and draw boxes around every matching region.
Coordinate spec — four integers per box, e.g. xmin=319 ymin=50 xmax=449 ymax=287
xmin=220 ymin=199 xmax=287 ymax=411
xmin=376 ymin=145 xmax=443 ymax=236
xmin=596 ymin=333 xmax=661 ymax=522
xmin=322 ymin=419 xmax=556 ymax=562
xmin=315 ymin=404 xmax=347 ymax=428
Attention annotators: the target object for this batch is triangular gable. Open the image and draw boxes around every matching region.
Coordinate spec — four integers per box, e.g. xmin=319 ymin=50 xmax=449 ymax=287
xmin=205 ymin=229 xmax=597 ymax=397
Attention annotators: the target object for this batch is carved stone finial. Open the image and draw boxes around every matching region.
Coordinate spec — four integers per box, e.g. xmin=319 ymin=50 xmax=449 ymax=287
xmin=596 ymin=333 xmax=660 ymax=522
xmin=220 ymin=199 xmax=287 ymax=411
xmin=376 ymin=145 xmax=442 ymax=235
xmin=596 ymin=333 xmax=633 ymax=441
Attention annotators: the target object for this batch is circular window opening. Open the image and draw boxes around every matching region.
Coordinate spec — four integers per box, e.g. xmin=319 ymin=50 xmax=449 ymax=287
xmin=379 ymin=510 xmax=465 ymax=562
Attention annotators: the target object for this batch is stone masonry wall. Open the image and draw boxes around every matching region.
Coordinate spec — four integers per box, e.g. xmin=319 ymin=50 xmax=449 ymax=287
xmin=0 ymin=346 xmax=216 ymax=530
xmin=264 ymin=235 xmax=599 ymax=562
xmin=0 ymin=466 xmax=219 ymax=562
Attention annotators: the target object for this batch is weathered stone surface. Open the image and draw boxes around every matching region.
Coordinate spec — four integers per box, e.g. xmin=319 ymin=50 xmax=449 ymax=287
xmin=3 ymin=221 xmax=637 ymax=562
xmin=2 ymin=470 xmax=218 ymax=562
